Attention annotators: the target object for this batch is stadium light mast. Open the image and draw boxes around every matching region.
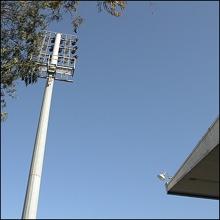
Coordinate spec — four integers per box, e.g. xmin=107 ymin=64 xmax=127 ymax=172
xmin=22 ymin=31 xmax=78 ymax=219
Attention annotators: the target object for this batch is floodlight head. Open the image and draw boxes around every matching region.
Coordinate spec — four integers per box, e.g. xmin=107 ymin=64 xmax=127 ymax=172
xmin=51 ymin=37 xmax=55 ymax=43
xmin=71 ymin=46 xmax=78 ymax=54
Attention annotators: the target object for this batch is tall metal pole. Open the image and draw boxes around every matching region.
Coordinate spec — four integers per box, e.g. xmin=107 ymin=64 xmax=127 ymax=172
xmin=22 ymin=33 xmax=61 ymax=219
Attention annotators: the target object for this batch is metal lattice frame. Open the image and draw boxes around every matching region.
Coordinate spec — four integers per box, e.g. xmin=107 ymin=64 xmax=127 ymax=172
xmin=36 ymin=31 xmax=78 ymax=82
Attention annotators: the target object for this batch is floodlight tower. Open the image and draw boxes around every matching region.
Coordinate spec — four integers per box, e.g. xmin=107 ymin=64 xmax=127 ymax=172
xmin=22 ymin=31 xmax=78 ymax=219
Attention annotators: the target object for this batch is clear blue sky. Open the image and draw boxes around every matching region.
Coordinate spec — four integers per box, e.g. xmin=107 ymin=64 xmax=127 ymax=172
xmin=1 ymin=1 xmax=219 ymax=219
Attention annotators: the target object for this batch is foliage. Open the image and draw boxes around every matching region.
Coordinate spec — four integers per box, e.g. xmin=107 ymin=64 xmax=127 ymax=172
xmin=97 ymin=1 xmax=127 ymax=17
xmin=1 ymin=1 xmax=127 ymax=121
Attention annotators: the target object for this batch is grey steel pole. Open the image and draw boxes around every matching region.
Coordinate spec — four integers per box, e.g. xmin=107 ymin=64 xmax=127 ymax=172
xmin=22 ymin=33 xmax=61 ymax=219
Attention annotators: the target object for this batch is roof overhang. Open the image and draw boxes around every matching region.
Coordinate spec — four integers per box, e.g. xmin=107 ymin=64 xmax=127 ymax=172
xmin=166 ymin=117 xmax=219 ymax=199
